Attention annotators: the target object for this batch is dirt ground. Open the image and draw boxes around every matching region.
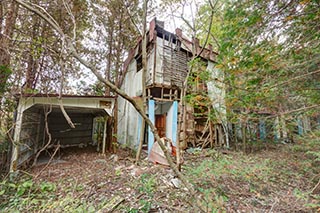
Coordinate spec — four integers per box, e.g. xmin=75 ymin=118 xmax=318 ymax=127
xmin=28 ymin=144 xmax=319 ymax=212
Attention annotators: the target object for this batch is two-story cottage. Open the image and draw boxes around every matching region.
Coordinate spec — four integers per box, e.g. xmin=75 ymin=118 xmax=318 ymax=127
xmin=117 ymin=18 xmax=226 ymax=157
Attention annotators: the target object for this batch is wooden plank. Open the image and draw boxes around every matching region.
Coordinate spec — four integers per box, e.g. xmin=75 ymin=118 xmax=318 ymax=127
xmin=98 ymin=195 xmax=124 ymax=213
xmin=102 ymin=117 xmax=107 ymax=154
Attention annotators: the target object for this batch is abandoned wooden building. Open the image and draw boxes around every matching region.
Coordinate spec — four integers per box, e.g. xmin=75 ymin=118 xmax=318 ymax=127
xmin=117 ymin=18 xmax=226 ymax=158
xmin=8 ymin=20 xmax=319 ymax=172
xmin=10 ymin=94 xmax=115 ymax=171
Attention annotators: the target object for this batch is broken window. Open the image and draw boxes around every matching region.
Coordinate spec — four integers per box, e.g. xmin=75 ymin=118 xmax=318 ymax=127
xmin=136 ymin=55 xmax=142 ymax=72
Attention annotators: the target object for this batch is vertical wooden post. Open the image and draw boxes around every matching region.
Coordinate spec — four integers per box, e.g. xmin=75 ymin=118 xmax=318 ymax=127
xmin=259 ymin=119 xmax=266 ymax=141
xmin=102 ymin=117 xmax=107 ymax=154
xmin=208 ymin=108 xmax=214 ymax=148
xmin=178 ymin=87 xmax=184 ymax=149
xmin=136 ymin=116 xmax=142 ymax=148
xmin=182 ymin=92 xmax=187 ymax=148
xmin=232 ymin=123 xmax=239 ymax=151
xmin=274 ymin=116 xmax=281 ymax=140
xmin=215 ymin=125 xmax=218 ymax=147
xmin=112 ymin=99 xmax=118 ymax=153
xmin=218 ymin=125 xmax=223 ymax=146
xmin=148 ymin=99 xmax=155 ymax=155
xmin=10 ymin=101 xmax=25 ymax=172
xmin=172 ymin=101 xmax=178 ymax=147
xmin=34 ymin=113 xmax=42 ymax=154
xmin=172 ymin=101 xmax=180 ymax=170
xmin=298 ymin=116 xmax=303 ymax=136
xmin=242 ymin=121 xmax=247 ymax=152
xmin=209 ymin=121 xmax=214 ymax=148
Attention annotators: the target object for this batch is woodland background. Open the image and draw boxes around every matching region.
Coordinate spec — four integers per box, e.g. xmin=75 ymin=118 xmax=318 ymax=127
xmin=0 ymin=0 xmax=319 ymax=212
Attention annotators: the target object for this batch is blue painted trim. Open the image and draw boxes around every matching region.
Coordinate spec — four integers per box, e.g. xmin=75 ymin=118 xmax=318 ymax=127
xmin=136 ymin=115 xmax=142 ymax=149
xmin=172 ymin=101 xmax=178 ymax=146
xmin=298 ymin=118 xmax=303 ymax=135
xmin=259 ymin=119 xmax=266 ymax=141
xmin=274 ymin=120 xmax=279 ymax=141
xmin=148 ymin=100 xmax=155 ymax=155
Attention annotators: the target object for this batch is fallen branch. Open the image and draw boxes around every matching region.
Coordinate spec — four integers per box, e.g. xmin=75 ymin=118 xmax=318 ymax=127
xmin=34 ymin=144 xmax=60 ymax=179
xmin=32 ymin=104 xmax=52 ymax=166
xmin=58 ymin=56 xmax=75 ymax=129
xmin=58 ymin=99 xmax=75 ymax=129
xmin=156 ymin=202 xmax=185 ymax=212
xmin=311 ymin=178 xmax=320 ymax=194
xmin=98 ymin=195 xmax=125 ymax=213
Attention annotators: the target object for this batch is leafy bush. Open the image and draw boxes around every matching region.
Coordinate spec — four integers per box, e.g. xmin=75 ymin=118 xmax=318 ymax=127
xmin=0 ymin=177 xmax=56 ymax=211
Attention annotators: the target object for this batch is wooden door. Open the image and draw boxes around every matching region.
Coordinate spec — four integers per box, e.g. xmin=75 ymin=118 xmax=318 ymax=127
xmin=155 ymin=114 xmax=166 ymax=138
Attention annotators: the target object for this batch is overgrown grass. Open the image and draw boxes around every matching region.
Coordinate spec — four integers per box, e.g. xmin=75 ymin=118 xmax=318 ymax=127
xmin=1 ymin=132 xmax=319 ymax=212
xmin=0 ymin=175 xmax=108 ymax=212
xmin=183 ymin=132 xmax=320 ymax=211
xmin=116 ymin=173 xmax=157 ymax=213
xmin=0 ymin=176 xmax=56 ymax=212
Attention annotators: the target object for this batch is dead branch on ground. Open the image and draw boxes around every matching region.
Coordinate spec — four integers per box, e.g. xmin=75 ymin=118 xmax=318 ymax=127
xmin=32 ymin=104 xmax=52 ymax=166
xmin=34 ymin=144 xmax=60 ymax=179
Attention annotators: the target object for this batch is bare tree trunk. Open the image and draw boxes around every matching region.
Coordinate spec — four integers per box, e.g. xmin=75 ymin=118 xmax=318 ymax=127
xmin=105 ymin=24 xmax=113 ymax=96
xmin=135 ymin=0 xmax=148 ymax=163
xmin=0 ymin=1 xmax=18 ymax=94
xmin=25 ymin=14 xmax=40 ymax=91
xmin=0 ymin=1 xmax=18 ymax=140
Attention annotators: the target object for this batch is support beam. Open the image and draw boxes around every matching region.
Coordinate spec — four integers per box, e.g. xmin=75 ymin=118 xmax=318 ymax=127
xmin=172 ymin=101 xmax=178 ymax=147
xmin=259 ymin=119 xmax=266 ymax=141
xmin=10 ymin=103 xmax=25 ymax=172
xmin=148 ymin=99 xmax=155 ymax=155
xmin=298 ymin=117 xmax=303 ymax=136
xmin=136 ymin=115 xmax=142 ymax=148
xmin=274 ymin=117 xmax=280 ymax=140
xmin=102 ymin=116 xmax=108 ymax=154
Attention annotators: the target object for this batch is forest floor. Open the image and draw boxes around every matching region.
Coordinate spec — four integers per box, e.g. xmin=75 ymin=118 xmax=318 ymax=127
xmin=0 ymin=136 xmax=319 ymax=212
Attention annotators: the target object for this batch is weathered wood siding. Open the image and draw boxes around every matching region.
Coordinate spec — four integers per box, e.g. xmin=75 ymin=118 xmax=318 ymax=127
xmin=48 ymin=113 xmax=94 ymax=146
xmin=155 ymin=37 xmax=189 ymax=87
xmin=18 ymin=111 xmax=43 ymax=166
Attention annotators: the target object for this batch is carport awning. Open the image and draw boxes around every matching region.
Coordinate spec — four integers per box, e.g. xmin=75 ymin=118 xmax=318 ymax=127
xmin=27 ymin=104 xmax=109 ymax=117
xmin=10 ymin=94 xmax=116 ymax=171
xmin=16 ymin=93 xmax=115 ymax=117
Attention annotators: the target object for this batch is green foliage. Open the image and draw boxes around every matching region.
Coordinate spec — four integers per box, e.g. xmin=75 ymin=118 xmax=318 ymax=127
xmin=0 ymin=176 xmax=110 ymax=212
xmin=196 ymin=0 xmax=320 ymax=124
xmin=292 ymin=131 xmax=320 ymax=173
xmin=138 ymin=174 xmax=156 ymax=196
xmin=186 ymin=58 xmax=221 ymax=120
xmin=184 ymin=141 xmax=319 ymax=211
xmin=122 ymin=174 xmax=156 ymax=213
xmin=0 ymin=65 xmax=12 ymax=94
xmin=0 ymin=177 xmax=56 ymax=211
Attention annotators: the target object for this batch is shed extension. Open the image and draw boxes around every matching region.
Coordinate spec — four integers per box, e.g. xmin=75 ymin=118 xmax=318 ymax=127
xmin=10 ymin=94 xmax=115 ymax=171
